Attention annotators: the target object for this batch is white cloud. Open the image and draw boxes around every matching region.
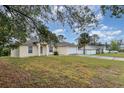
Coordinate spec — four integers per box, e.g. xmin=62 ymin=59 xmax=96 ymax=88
xmin=90 ymin=30 xmax=122 ymax=43
xmin=90 ymin=31 xmax=105 ymax=37
xmin=53 ymin=29 xmax=64 ymax=35
xmin=110 ymin=30 xmax=122 ymax=35
xmin=90 ymin=23 xmax=122 ymax=43
xmin=105 ymin=30 xmax=122 ymax=36
xmin=100 ymin=25 xmax=108 ymax=30
xmin=98 ymin=24 xmax=116 ymax=31
xmin=91 ymin=30 xmax=122 ymax=37
xmin=107 ymin=36 xmax=114 ymax=40
xmin=96 ymin=12 xmax=103 ymax=20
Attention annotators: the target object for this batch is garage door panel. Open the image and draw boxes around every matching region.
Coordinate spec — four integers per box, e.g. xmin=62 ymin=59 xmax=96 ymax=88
xmin=67 ymin=47 xmax=77 ymax=54
xmin=86 ymin=49 xmax=96 ymax=55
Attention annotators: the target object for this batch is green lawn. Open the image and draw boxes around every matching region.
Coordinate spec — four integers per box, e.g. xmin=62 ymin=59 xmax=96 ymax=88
xmin=96 ymin=53 xmax=124 ymax=58
xmin=0 ymin=56 xmax=124 ymax=88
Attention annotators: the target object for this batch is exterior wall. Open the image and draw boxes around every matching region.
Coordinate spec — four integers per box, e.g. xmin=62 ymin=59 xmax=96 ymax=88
xmin=56 ymin=46 xmax=78 ymax=55
xmin=67 ymin=47 xmax=78 ymax=55
xmin=77 ymin=45 xmax=97 ymax=55
xmin=120 ymin=45 xmax=124 ymax=50
xmin=56 ymin=47 xmax=68 ymax=55
xmin=79 ymin=45 xmax=108 ymax=55
xmin=77 ymin=49 xmax=83 ymax=54
xmin=19 ymin=45 xmax=38 ymax=57
xmin=85 ymin=49 xmax=96 ymax=55
xmin=10 ymin=44 xmax=49 ymax=57
xmin=77 ymin=49 xmax=96 ymax=55
xmin=42 ymin=45 xmax=48 ymax=55
xmin=85 ymin=45 xmax=97 ymax=50
xmin=96 ymin=46 xmax=106 ymax=54
xmin=11 ymin=48 xmax=19 ymax=57
xmin=11 ymin=44 xmax=107 ymax=57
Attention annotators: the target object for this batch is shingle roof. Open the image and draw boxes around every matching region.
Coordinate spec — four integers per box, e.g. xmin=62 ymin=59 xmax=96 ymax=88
xmin=22 ymin=39 xmax=38 ymax=46
xmin=57 ymin=42 xmax=77 ymax=47
xmin=22 ymin=40 xmax=77 ymax=47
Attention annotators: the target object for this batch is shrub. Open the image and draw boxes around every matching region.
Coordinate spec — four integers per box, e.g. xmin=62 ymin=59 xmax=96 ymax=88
xmin=54 ymin=51 xmax=59 ymax=55
xmin=0 ymin=47 xmax=11 ymax=56
xmin=119 ymin=49 xmax=124 ymax=52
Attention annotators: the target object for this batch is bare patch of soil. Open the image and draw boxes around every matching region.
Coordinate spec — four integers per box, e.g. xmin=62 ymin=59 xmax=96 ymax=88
xmin=0 ymin=61 xmax=31 ymax=87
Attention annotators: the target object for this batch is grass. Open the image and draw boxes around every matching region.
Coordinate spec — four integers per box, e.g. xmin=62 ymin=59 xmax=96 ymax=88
xmin=0 ymin=56 xmax=124 ymax=87
xmin=96 ymin=53 xmax=124 ymax=58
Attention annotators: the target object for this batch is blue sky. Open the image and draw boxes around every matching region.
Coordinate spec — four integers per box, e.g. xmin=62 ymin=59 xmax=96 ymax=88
xmin=46 ymin=6 xmax=124 ymax=44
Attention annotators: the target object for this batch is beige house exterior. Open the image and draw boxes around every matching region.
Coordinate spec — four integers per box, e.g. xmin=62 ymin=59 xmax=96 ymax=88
xmin=56 ymin=42 xmax=78 ymax=55
xmin=11 ymin=40 xmax=78 ymax=57
xmin=11 ymin=40 xmax=107 ymax=57
xmin=11 ymin=44 xmax=49 ymax=57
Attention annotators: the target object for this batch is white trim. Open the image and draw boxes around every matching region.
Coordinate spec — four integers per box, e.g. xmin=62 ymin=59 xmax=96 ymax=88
xmin=37 ymin=43 xmax=41 ymax=56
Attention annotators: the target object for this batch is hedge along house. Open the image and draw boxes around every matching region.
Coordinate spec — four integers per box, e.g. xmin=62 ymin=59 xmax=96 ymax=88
xmin=11 ymin=40 xmax=78 ymax=57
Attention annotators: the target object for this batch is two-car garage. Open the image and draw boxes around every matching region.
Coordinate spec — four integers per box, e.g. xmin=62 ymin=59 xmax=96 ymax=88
xmin=56 ymin=42 xmax=105 ymax=55
xmin=56 ymin=42 xmax=78 ymax=55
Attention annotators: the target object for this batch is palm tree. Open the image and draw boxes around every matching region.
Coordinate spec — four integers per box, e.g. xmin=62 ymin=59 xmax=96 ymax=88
xmin=92 ymin=34 xmax=99 ymax=45
xmin=78 ymin=33 xmax=90 ymax=55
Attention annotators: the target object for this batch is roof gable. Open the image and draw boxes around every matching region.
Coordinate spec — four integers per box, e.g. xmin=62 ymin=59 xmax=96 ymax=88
xmin=57 ymin=42 xmax=77 ymax=47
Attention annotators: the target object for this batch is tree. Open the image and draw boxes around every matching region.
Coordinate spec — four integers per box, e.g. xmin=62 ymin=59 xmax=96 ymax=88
xmin=78 ymin=33 xmax=90 ymax=55
xmin=0 ymin=5 xmax=98 ymax=56
xmin=91 ymin=34 xmax=99 ymax=45
xmin=58 ymin=35 xmax=66 ymax=42
xmin=110 ymin=40 xmax=119 ymax=51
xmin=46 ymin=31 xmax=59 ymax=48
xmin=0 ymin=13 xmax=18 ymax=56
xmin=30 ymin=22 xmax=59 ymax=47
xmin=50 ymin=33 xmax=59 ymax=48
xmin=105 ymin=42 xmax=109 ymax=50
xmin=101 ymin=5 xmax=124 ymax=18
xmin=0 ymin=5 xmax=98 ymax=45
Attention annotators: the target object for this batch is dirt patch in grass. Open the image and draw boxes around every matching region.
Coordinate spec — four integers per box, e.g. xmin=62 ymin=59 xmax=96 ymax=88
xmin=0 ymin=61 xmax=32 ymax=88
xmin=89 ymin=67 xmax=122 ymax=88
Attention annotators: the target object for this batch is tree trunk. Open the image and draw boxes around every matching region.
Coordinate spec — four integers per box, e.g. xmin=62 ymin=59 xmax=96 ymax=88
xmin=83 ymin=45 xmax=85 ymax=55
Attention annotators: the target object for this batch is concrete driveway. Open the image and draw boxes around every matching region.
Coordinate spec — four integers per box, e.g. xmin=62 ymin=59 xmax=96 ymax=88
xmin=81 ymin=55 xmax=124 ymax=61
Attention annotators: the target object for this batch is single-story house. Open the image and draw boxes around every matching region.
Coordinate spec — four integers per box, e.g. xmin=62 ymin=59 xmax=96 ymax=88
xmin=11 ymin=40 xmax=78 ymax=57
xmin=11 ymin=40 xmax=108 ymax=57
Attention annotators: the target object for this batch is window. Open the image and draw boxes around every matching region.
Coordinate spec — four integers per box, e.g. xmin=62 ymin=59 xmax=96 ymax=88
xmin=49 ymin=46 xmax=53 ymax=52
xmin=28 ymin=46 xmax=33 ymax=53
